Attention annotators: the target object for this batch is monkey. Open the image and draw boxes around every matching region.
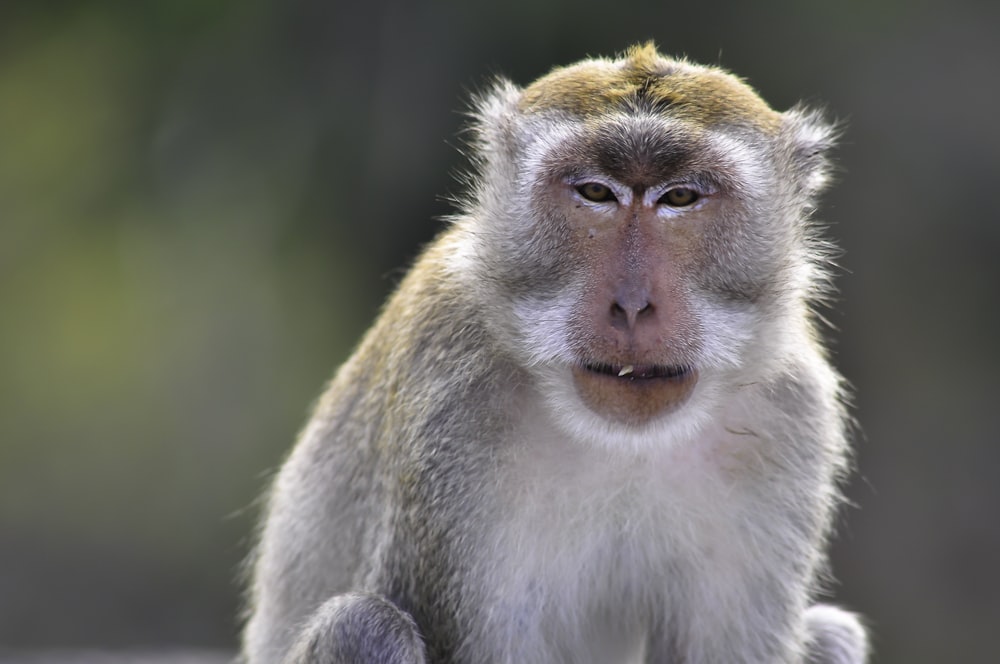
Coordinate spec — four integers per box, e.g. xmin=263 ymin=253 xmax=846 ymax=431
xmin=241 ymin=44 xmax=869 ymax=664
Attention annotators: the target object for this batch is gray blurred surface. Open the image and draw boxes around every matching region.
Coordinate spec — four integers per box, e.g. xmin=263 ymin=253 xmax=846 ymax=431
xmin=0 ymin=652 xmax=233 ymax=664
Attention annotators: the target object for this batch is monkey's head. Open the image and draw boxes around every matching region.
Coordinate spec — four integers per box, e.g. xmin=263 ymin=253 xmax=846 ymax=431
xmin=450 ymin=44 xmax=837 ymax=450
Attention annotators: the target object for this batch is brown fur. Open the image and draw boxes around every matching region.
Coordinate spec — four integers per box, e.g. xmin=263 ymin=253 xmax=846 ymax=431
xmin=520 ymin=43 xmax=782 ymax=132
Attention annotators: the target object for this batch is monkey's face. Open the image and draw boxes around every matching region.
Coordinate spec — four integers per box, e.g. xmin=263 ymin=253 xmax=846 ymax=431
xmin=524 ymin=118 xmax=780 ymax=438
xmin=461 ymin=47 xmax=833 ymax=449
xmin=558 ymin=142 xmax=720 ymax=427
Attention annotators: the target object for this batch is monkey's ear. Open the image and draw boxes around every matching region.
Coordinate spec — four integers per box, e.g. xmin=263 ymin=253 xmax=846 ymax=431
xmin=779 ymin=106 xmax=840 ymax=199
xmin=468 ymin=78 xmax=524 ymax=154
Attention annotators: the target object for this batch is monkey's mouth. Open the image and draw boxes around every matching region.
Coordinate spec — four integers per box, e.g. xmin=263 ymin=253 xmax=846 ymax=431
xmin=582 ymin=362 xmax=692 ymax=381
xmin=572 ymin=361 xmax=698 ymax=425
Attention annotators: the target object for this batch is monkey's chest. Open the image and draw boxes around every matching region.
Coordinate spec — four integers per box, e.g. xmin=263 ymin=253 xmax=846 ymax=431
xmin=463 ymin=516 xmax=660 ymax=663
xmin=456 ymin=444 xmax=747 ymax=662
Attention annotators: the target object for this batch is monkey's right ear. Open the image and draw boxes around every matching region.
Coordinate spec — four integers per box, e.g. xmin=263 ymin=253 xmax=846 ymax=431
xmin=468 ymin=78 xmax=525 ymax=155
xmin=779 ymin=106 xmax=840 ymax=200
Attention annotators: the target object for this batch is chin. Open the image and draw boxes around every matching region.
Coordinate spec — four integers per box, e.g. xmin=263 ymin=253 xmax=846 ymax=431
xmin=535 ymin=364 xmax=721 ymax=455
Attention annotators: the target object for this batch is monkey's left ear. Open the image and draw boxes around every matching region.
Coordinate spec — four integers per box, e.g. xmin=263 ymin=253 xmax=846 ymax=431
xmin=779 ymin=106 xmax=839 ymax=199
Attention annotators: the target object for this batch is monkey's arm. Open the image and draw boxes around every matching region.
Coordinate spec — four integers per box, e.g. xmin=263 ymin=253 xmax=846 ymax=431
xmin=246 ymin=241 xmax=505 ymax=664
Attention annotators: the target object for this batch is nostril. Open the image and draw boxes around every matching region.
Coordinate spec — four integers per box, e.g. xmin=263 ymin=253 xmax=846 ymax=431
xmin=610 ymin=298 xmax=653 ymax=329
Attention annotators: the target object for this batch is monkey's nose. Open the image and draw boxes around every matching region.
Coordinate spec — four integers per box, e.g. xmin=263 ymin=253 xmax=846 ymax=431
xmin=610 ymin=288 xmax=654 ymax=330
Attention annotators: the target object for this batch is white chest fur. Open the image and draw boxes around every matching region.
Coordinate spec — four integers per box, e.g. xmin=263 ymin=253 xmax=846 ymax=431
xmin=460 ymin=402 xmax=777 ymax=664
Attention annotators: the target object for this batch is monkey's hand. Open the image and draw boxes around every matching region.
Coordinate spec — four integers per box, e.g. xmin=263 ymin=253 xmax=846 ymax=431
xmin=804 ymin=604 xmax=869 ymax=664
xmin=281 ymin=592 xmax=428 ymax=664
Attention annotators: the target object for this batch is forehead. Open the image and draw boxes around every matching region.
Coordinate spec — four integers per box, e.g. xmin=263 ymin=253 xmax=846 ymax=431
xmin=536 ymin=114 xmax=752 ymax=189
xmin=519 ymin=45 xmax=782 ymax=134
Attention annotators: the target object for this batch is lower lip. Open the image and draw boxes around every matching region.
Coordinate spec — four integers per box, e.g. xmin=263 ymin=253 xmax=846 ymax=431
xmin=570 ymin=363 xmax=698 ymax=425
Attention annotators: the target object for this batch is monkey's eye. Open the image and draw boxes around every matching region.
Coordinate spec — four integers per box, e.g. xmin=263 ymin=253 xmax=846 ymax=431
xmin=576 ymin=182 xmax=617 ymax=203
xmin=659 ymin=187 xmax=699 ymax=207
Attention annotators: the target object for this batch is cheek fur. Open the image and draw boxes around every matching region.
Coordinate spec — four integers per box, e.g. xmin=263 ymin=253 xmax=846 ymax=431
xmin=690 ymin=205 xmax=783 ymax=304
xmin=511 ymin=293 xmax=580 ymax=367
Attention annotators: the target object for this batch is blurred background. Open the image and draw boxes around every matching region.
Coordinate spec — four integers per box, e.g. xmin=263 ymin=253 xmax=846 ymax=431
xmin=1 ymin=0 xmax=998 ymax=661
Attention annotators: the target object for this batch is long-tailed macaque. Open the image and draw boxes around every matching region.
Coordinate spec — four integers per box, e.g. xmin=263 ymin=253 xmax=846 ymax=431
xmin=242 ymin=44 xmax=868 ymax=664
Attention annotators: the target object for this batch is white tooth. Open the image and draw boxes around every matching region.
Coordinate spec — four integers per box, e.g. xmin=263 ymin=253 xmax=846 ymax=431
xmin=618 ymin=365 xmax=634 ymax=377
